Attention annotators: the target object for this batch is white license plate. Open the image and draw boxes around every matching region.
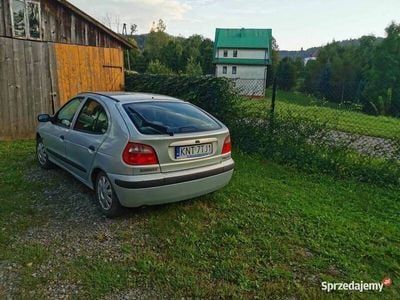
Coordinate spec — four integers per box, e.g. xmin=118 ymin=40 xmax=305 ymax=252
xmin=175 ymin=143 xmax=213 ymax=159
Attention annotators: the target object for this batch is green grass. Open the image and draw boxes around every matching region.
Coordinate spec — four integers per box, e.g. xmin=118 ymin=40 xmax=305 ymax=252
xmin=0 ymin=141 xmax=47 ymax=247
xmin=239 ymin=90 xmax=400 ymax=139
xmin=1 ymin=141 xmax=399 ymax=298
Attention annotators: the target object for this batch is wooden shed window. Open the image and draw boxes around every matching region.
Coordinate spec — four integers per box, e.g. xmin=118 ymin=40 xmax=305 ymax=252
xmin=11 ymin=0 xmax=41 ymax=39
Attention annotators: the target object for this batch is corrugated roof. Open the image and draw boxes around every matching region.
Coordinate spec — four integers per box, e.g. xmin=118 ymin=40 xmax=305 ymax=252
xmin=214 ymin=28 xmax=272 ymax=49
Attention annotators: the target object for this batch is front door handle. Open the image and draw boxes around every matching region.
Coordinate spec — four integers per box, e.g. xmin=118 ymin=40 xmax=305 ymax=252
xmin=88 ymin=145 xmax=95 ymax=152
xmin=59 ymin=135 xmax=64 ymax=141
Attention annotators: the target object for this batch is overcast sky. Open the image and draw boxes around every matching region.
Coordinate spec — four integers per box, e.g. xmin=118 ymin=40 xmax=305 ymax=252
xmin=69 ymin=0 xmax=400 ymax=50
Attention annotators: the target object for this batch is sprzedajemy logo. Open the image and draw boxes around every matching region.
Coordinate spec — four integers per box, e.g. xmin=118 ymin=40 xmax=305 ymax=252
xmin=321 ymin=278 xmax=392 ymax=293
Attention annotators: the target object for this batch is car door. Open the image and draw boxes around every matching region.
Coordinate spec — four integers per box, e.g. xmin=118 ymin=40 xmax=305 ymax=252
xmin=64 ymin=98 xmax=110 ymax=181
xmin=43 ymin=97 xmax=84 ymax=166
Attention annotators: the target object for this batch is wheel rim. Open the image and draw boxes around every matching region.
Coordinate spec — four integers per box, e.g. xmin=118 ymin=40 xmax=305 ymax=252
xmin=37 ymin=142 xmax=48 ymax=165
xmin=97 ymin=175 xmax=113 ymax=210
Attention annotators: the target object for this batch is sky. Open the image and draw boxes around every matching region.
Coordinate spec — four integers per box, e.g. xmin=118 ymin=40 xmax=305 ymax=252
xmin=69 ymin=0 xmax=400 ymax=50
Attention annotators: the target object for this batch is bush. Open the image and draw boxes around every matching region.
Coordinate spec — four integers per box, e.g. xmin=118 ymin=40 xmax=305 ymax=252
xmin=146 ymin=60 xmax=173 ymax=75
xmin=229 ymin=108 xmax=400 ymax=185
xmin=125 ymin=73 xmax=239 ymax=122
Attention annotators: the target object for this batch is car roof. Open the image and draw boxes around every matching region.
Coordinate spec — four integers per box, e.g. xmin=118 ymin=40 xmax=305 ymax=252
xmin=78 ymin=92 xmax=184 ymax=103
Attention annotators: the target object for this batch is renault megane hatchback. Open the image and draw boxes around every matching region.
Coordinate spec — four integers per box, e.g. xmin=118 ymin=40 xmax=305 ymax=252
xmin=36 ymin=92 xmax=234 ymax=217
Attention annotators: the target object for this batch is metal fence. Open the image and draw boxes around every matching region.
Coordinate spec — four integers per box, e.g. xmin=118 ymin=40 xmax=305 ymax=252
xmin=231 ymin=78 xmax=266 ymax=97
xmin=267 ymin=78 xmax=400 ymax=160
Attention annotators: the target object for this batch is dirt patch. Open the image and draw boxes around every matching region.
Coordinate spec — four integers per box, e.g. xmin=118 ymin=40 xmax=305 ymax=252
xmin=1 ymin=164 xmax=153 ymax=299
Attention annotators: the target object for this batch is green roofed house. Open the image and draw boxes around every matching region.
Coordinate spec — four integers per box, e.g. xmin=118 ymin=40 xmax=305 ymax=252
xmin=213 ymin=28 xmax=272 ymax=97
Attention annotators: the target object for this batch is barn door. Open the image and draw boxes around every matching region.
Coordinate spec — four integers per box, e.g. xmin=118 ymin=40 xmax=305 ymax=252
xmin=53 ymin=44 xmax=124 ymax=106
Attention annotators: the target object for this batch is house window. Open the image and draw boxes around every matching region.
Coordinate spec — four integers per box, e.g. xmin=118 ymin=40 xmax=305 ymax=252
xmin=232 ymin=66 xmax=237 ymax=75
xmin=233 ymin=50 xmax=238 ymax=57
xmin=223 ymin=50 xmax=228 ymax=57
xmin=11 ymin=0 xmax=41 ymax=39
xmin=222 ymin=66 xmax=227 ymax=74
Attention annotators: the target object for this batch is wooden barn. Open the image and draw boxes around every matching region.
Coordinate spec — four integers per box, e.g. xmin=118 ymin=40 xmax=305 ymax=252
xmin=0 ymin=0 xmax=133 ymax=140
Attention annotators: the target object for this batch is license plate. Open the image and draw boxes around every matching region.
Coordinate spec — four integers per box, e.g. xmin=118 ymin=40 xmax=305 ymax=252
xmin=175 ymin=143 xmax=213 ymax=159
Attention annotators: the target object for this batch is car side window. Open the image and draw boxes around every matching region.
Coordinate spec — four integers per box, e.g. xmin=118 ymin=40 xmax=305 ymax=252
xmin=74 ymin=99 xmax=109 ymax=134
xmin=55 ymin=97 xmax=84 ymax=128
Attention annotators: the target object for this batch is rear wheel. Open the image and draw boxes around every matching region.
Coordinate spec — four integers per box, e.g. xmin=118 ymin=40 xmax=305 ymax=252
xmin=36 ymin=138 xmax=53 ymax=169
xmin=95 ymin=171 xmax=124 ymax=218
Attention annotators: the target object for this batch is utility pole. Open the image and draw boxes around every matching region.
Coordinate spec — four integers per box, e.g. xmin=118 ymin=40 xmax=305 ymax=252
xmin=122 ymin=23 xmax=131 ymax=71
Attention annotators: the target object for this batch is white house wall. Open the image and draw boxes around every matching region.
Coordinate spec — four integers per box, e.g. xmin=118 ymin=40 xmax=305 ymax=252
xmin=216 ymin=49 xmax=269 ymax=60
xmin=215 ymin=64 xmax=267 ymax=97
xmin=216 ymin=65 xmax=267 ymax=80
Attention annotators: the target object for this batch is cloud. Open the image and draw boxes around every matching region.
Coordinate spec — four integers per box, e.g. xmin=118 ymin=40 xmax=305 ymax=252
xmin=68 ymin=0 xmax=191 ymax=33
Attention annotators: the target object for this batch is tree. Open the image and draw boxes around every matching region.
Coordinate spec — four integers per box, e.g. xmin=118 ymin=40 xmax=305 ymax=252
xmin=130 ymin=24 xmax=138 ymax=35
xmin=300 ymin=39 xmax=377 ymax=104
xmin=144 ymin=19 xmax=171 ymax=62
xmin=160 ymin=40 xmax=184 ymax=72
xmin=156 ymin=19 xmax=167 ymax=33
xmin=276 ymin=57 xmax=297 ymax=90
xmin=126 ymin=39 xmax=147 ymax=73
xmin=266 ymin=37 xmax=279 ymax=87
xmin=146 ymin=59 xmax=172 ymax=75
xmin=199 ymin=38 xmax=214 ymax=74
xmin=101 ymin=13 xmax=121 ymax=33
xmin=185 ymin=56 xmax=203 ymax=76
xmin=364 ymin=22 xmax=400 ymax=116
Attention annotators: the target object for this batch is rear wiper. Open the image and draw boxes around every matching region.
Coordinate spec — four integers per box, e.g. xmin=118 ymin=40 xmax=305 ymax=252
xmin=127 ymin=107 xmax=174 ymax=136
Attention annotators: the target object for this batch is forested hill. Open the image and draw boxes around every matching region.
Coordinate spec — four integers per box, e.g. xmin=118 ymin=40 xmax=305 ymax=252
xmin=279 ymin=37 xmax=384 ymax=59
xmin=131 ymin=34 xmax=148 ymax=49
xmin=131 ymin=34 xmax=383 ymax=60
xmin=279 ymin=47 xmax=319 ymax=59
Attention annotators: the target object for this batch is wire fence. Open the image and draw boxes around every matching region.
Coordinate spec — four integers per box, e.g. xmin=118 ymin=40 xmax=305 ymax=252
xmin=264 ymin=78 xmax=400 ymax=160
xmin=231 ymin=78 xmax=266 ymax=97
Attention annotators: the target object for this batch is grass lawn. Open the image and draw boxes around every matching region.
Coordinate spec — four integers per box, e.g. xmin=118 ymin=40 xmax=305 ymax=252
xmin=238 ymin=90 xmax=400 ymax=139
xmin=1 ymin=140 xmax=399 ymax=298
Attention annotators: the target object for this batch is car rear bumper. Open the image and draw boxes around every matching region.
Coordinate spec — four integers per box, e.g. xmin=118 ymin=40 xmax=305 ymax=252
xmin=108 ymin=159 xmax=234 ymax=207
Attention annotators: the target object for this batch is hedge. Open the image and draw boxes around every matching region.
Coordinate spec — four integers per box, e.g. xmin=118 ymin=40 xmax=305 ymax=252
xmin=125 ymin=73 xmax=239 ymax=123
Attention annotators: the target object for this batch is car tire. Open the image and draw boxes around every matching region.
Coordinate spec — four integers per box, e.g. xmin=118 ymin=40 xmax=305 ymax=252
xmin=36 ymin=138 xmax=53 ymax=169
xmin=95 ymin=171 xmax=124 ymax=218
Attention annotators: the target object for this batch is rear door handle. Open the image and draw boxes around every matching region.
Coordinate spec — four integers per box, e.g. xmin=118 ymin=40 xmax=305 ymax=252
xmin=88 ymin=145 xmax=95 ymax=152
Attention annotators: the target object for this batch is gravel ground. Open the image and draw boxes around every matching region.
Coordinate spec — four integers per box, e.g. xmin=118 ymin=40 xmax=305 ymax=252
xmin=327 ymin=130 xmax=399 ymax=159
xmin=1 ymin=163 xmax=156 ymax=299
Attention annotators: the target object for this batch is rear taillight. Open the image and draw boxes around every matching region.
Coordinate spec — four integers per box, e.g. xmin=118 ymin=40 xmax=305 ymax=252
xmin=222 ymin=135 xmax=231 ymax=154
xmin=122 ymin=142 xmax=159 ymax=165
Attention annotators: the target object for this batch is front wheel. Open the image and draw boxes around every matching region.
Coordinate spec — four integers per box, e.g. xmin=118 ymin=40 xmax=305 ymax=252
xmin=36 ymin=138 xmax=53 ymax=169
xmin=95 ymin=171 xmax=124 ymax=218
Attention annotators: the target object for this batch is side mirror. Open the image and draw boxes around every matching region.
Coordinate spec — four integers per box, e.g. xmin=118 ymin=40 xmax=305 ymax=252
xmin=37 ymin=114 xmax=51 ymax=123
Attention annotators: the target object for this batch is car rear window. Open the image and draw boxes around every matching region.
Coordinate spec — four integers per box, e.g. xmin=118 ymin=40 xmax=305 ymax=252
xmin=123 ymin=101 xmax=222 ymax=135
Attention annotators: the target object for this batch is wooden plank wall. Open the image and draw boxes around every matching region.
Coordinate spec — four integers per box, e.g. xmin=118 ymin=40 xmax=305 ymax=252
xmin=54 ymin=44 xmax=124 ymax=105
xmin=0 ymin=0 xmax=13 ymax=37
xmin=0 ymin=36 xmax=56 ymax=140
xmin=1 ymin=0 xmax=124 ymax=49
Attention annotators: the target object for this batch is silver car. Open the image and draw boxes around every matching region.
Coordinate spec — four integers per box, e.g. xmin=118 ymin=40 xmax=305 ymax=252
xmin=36 ymin=92 xmax=234 ymax=217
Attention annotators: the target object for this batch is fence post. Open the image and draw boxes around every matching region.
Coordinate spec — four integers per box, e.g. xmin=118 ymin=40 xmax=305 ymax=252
xmin=269 ymin=77 xmax=277 ymax=137
xmin=271 ymin=76 xmax=277 ymax=115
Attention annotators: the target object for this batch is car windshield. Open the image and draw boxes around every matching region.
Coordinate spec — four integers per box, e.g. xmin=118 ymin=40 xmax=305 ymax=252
xmin=123 ymin=101 xmax=221 ymax=135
